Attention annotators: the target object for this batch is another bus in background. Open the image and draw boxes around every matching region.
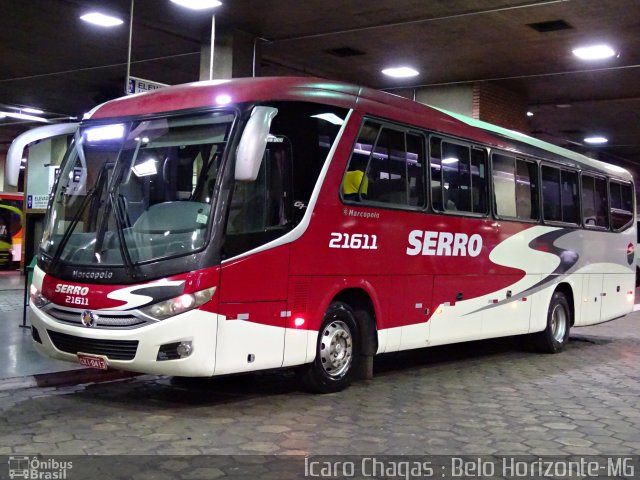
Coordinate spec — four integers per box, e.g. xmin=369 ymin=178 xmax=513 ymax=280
xmin=0 ymin=192 xmax=24 ymax=269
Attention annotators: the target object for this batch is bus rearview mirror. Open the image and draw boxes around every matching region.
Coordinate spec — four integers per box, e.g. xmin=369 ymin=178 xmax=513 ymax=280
xmin=235 ymin=106 xmax=278 ymax=182
xmin=6 ymin=123 xmax=79 ymax=187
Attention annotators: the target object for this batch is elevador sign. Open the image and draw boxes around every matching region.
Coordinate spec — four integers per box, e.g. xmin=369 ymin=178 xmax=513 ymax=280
xmin=126 ymin=76 xmax=169 ymax=95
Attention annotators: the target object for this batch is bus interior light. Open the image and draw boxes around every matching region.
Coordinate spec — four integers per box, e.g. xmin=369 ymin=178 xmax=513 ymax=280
xmin=132 ymin=159 xmax=158 ymax=177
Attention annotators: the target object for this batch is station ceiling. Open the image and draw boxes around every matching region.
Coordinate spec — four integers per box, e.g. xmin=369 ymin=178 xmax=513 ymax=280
xmin=1 ymin=0 xmax=639 ymax=176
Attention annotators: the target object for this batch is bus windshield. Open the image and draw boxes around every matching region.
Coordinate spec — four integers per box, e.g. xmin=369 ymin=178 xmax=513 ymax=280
xmin=41 ymin=111 xmax=234 ymax=267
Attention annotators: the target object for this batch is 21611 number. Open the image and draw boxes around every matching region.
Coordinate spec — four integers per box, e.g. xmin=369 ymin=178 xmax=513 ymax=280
xmin=329 ymin=232 xmax=378 ymax=250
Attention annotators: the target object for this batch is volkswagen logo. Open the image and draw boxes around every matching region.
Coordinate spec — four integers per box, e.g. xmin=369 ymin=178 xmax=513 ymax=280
xmin=80 ymin=310 xmax=98 ymax=328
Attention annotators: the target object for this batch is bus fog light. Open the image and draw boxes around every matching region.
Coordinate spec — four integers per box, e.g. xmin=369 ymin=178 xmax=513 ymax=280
xmin=177 ymin=341 xmax=193 ymax=358
xmin=157 ymin=341 xmax=193 ymax=361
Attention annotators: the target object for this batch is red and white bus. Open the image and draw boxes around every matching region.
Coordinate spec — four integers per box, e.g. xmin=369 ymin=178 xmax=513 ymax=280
xmin=21 ymin=77 xmax=635 ymax=392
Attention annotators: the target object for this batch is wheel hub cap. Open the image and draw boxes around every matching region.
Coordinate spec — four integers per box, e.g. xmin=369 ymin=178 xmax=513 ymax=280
xmin=320 ymin=320 xmax=353 ymax=377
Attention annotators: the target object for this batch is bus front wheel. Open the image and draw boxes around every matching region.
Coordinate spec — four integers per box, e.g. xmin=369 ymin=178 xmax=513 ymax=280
xmin=300 ymin=302 xmax=359 ymax=393
xmin=533 ymin=291 xmax=571 ymax=353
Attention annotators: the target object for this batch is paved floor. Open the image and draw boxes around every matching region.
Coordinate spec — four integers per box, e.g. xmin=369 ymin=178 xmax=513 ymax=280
xmin=0 ymin=308 xmax=638 ymax=457
xmin=0 ymin=271 xmax=83 ymax=378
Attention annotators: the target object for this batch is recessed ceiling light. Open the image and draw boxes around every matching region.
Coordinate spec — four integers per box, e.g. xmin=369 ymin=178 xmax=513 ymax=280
xmin=170 ymin=0 xmax=222 ymax=9
xmin=527 ymin=111 xmax=534 ymax=117
xmin=572 ymin=44 xmax=616 ymax=60
xmin=80 ymin=12 xmax=124 ymax=27
xmin=382 ymin=67 xmax=419 ymax=78
xmin=584 ymin=136 xmax=608 ymax=144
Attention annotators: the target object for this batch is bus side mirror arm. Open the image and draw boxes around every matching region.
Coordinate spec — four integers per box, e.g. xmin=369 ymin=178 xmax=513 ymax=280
xmin=6 ymin=122 xmax=79 ymax=186
xmin=234 ymin=106 xmax=278 ymax=182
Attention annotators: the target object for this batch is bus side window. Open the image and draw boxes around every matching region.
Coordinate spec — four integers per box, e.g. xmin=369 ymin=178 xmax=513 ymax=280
xmin=492 ymin=154 xmax=538 ymax=221
xmin=343 ymin=122 xmax=425 ymax=209
xmin=542 ymin=165 xmax=562 ymax=222
xmin=609 ymin=180 xmax=634 ymax=231
xmin=343 ymin=121 xmax=380 ymax=202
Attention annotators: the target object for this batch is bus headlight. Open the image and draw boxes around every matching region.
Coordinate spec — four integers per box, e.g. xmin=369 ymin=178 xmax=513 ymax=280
xmin=139 ymin=287 xmax=216 ymax=320
xmin=30 ymin=285 xmax=51 ymax=309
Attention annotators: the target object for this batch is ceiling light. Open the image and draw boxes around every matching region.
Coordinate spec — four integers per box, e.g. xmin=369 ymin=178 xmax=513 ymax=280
xmin=584 ymin=136 xmax=608 ymax=144
xmin=526 ymin=111 xmax=534 ymax=117
xmin=170 ymin=0 xmax=223 ymax=10
xmin=80 ymin=12 xmax=124 ymax=27
xmin=572 ymin=44 xmax=616 ymax=60
xmin=0 ymin=111 xmax=49 ymax=123
xmin=382 ymin=67 xmax=419 ymax=78
xmin=22 ymin=107 xmax=44 ymax=114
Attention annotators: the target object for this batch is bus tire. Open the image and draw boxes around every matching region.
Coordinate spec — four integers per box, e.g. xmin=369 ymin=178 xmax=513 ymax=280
xmin=300 ymin=302 xmax=359 ymax=394
xmin=533 ymin=291 xmax=571 ymax=353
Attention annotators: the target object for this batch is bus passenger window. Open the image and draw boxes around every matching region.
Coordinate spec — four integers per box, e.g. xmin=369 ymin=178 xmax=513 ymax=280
xmin=433 ymin=139 xmax=487 ymax=215
xmin=561 ymin=170 xmax=579 ymax=224
xmin=343 ymin=121 xmax=425 ymax=209
xmin=492 ymin=154 xmax=538 ymax=221
xmin=343 ymin=121 xmax=380 ymax=202
xmin=542 ymin=166 xmax=562 ymax=222
xmin=581 ymin=175 xmax=608 ymax=228
xmin=492 ymin=154 xmax=517 ymax=217
xmin=542 ymin=166 xmax=578 ymax=224
xmin=609 ymin=180 xmax=634 ymax=231
xmin=516 ymin=159 xmax=538 ymax=220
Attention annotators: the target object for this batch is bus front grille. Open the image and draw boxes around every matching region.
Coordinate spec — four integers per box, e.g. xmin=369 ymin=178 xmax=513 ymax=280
xmin=47 ymin=330 xmax=138 ymax=360
xmin=45 ymin=306 xmax=151 ymax=329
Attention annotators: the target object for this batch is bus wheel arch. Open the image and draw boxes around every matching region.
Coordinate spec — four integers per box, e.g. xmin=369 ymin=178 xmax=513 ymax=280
xmin=300 ymin=288 xmax=377 ymax=393
xmin=333 ymin=288 xmax=378 ymax=358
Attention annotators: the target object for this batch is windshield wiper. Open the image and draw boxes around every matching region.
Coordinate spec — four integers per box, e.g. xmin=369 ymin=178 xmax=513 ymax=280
xmin=49 ymin=187 xmax=97 ymax=269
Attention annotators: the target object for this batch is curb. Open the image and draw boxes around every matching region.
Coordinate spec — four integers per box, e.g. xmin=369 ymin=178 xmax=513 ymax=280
xmin=0 ymin=368 xmax=140 ymax=392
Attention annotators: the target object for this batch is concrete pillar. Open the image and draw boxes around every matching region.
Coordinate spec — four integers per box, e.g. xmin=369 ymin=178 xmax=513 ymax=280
xmin=199 ymin=29 xmax=258 ymax=80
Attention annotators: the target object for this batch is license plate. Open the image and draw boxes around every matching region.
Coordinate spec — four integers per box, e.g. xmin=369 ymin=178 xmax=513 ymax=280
xmin=77 ymin=353 xmax=108 ymax=370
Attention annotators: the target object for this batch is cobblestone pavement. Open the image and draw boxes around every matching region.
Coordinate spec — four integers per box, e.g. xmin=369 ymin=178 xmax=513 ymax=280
xmin=0 ymin=314 xmax=639 ymax=458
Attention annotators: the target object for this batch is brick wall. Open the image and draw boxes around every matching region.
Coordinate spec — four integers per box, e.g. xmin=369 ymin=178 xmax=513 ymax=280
xmin=472 ymin=83 xmax=530 ymax=133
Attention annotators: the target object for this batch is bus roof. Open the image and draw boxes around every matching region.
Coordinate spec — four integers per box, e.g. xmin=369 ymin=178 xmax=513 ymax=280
xmin=88 ymin=77 xmax=632 ymax=181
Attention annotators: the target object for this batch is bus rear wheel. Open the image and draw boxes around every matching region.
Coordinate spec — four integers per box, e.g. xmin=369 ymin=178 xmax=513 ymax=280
xmin=300 ymin=302 xmax=359 ymax=393
xmin=532 ymin=291 xmax=571 ymax=353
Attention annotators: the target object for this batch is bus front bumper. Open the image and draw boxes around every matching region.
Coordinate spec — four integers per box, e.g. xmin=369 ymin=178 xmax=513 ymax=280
xmin=29 ymin=305 xmax=218 ymax=377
